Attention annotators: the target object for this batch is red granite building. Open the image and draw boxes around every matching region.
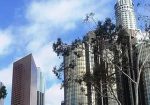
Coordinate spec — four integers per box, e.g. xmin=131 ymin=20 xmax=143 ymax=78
xmin=11 ymin=54 xmax=37 ymax=105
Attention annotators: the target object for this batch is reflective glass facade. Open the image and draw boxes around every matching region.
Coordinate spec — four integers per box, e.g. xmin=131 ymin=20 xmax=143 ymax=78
xmin=37 ymin=68 xmax=45 ymax=105
xmin=64 ymin=45 xmax=88 ymax=105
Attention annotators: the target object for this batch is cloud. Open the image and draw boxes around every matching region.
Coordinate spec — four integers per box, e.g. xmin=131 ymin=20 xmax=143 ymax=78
xmin=23 ymin=0 xmax=114 ymax=70
xmin=0 ymin=65 xmax=12 ymax=87
xmin=0 ymin=30 xmax=13 ymax=55
xmin=26 ymin=0 xmax=85 ymax=24
xmin=16 ymin=0 xmax=114 ymax=54
xmin=26 ymin=0 xmax=113 ymax=30
xmin=45 ymin=83 xmax=64 ymax=105
xmin=32 ymin=43 xmax=62 ymax=84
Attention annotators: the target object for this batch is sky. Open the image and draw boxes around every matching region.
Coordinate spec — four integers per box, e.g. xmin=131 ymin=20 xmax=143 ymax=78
xmin=0 ymin=0 xmax=148 ymax=105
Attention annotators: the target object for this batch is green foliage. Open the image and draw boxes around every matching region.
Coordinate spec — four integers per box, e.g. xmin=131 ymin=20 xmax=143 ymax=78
xmin=0 ymin=86 xmax=7 ymax=99
xmin=95 ymin=18 xmax=116 ymax=37
xmin=53 ymin=38 xmax=70 ymax=56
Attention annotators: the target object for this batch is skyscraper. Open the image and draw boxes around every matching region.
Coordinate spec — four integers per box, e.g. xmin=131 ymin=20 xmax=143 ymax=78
xmin=0 ymin=82 xmax=4 ymax=105
xmin=64 ymin=44 xmax=88 ymax=105
xmin=85 ymin=32 xmax=95 ymax=105
xmin=63 ymin=31 xmax=99 ymax=105
xmin=11 ymin=54 xmax=37 ymax=105
xmin=138 ymin=42 xmax=150 ymax=105
xmin=115 ymin=0 xmax=137 ymax=30
xmin=115 ymin=0 xmax=137 ymax=105
xmin=37 ymin=68 xmax=45 ymax=105
xmin=115 ymin=0 xmax=146 ymax=105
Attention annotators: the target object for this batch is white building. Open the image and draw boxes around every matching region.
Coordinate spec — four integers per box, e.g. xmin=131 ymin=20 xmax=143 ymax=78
xmin=115 ymin=0 xmax=137 ymax=30
xmin=115 ymin=0 xmax=150 ymax=104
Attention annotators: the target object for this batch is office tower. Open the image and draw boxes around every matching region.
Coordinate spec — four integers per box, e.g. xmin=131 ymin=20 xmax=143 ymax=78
xmin=87 ymin=32 xmax=118 ymax=105
xmin=64 ymin=31 xmax=98 ymax=105
xmin=0 ymin=82 xmax=4 ymax=105
xmin=115 ymin=0 xmax=146 ymax=105
xmin=85 ymin=31 xmax=117 ymax=105
xmin=37 ymin=68 xmax=45 ymax=105
xmin=115 ymin=0 xmax=137 ymax=30
xmin=11 ymin=54 xmax=37 ymax=105
xmin=85 ymin=32 xmax=95 ymax=105
xmin=115 ymin=0 xmax=135 ymax=105
xmin=138 ymin=38 xmax=150 ymax=105
xmin=64 ymin=44 xmax=88 ymax=105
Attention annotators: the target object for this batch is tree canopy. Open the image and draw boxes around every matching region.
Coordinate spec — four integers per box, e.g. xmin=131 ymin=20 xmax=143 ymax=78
xmin=0 ymin=86 xmax=7 ymax=99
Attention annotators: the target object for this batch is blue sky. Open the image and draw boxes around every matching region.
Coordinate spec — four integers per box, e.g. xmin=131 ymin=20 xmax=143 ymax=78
xmin=0 ymin=0 xmax=147 ymax=105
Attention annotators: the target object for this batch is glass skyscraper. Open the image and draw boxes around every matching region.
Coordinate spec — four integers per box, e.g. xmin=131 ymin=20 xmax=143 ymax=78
xmin=63 ymin=31 xmax=98 ymax=105
xmin=37 ymin=67 xmax=45 ymax=105
xmin=64 ymin=45 xmax=88 ymax=105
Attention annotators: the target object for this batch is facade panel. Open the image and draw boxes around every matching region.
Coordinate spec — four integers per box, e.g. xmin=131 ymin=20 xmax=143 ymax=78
xmin=64 ymin=44 xmax=88 ymax=105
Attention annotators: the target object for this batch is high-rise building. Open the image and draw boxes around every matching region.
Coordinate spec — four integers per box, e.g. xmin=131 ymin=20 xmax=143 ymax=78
xmin=87 ymin=32 xmax=118 ymax=105
xmin=63 ymin=31 xmax=99 ymax=105
xmin=0 ymin=82 xmax=4 ymax=105
xmin=37 ymin=68 xmax=45 ymax=105
xmin=115 ymin=0 xmax=136 ymax=105
xmin=138 ymin=37 xmax=150 ymax=105
xmin=64 ymin=44 xmax=88 ymax=105
xmin=85 ymin=32 xmax=95 ymax=105
xmin=115 ymin=0 xmax=137 ymax=30
xmin=11 ymin=54 xmax=37 ymax=105
xmin=115 ymin=0 xmax=146 ymax=105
